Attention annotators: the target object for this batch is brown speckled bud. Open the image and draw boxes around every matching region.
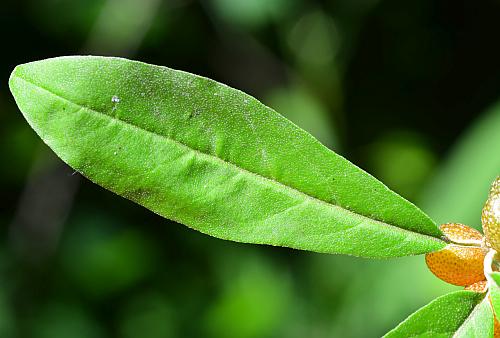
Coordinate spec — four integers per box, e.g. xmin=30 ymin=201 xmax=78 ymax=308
xmin=440 ymin=223 xmax=483 ymax=243
xmin=482 ymin=177 xmax=500 ymax=251
xmin=464 ymin=280 xmax=488 ymax=293
xmin=426 ymin=245 xmax=486 ymax=286
xmin=426 ymin=223 xmax=487 ymax=287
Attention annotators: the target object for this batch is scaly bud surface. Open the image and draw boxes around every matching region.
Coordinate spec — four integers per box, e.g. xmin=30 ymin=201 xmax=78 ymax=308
xmin=483 ymin=177 xmax=500 ymax=251
xmin=425 ymin=223 xmax=487 ymax=287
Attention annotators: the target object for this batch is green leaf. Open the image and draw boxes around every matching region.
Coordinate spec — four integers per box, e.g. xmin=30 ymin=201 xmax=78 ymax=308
xmin=453 ymin=296 xmax=494 ymax=338
xmin=385 ymin=291 xmax=493 ymax=338
xmin=9 ymin=56 xmax=444 ymax=258
xmin=488 ymin=272 xmax=500 ymax=318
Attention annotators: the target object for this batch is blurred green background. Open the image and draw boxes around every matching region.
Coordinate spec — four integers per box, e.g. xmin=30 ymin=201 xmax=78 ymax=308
xmin=2 ymin=0 xmax=500 ymax=337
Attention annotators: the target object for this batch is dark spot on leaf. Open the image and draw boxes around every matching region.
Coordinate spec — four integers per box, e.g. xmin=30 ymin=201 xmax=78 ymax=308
xmin=188 ymin=110 xmax=201 ymax=119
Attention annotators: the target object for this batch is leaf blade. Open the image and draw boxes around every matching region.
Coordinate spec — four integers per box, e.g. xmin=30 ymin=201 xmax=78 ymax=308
xmin=488 ymin=272 xmax=500 ymax=318
xmin=385 ymin=291 xmax=491 ymax=338
xmin=453 ymin=296 xmax=493 ymax=338
xmin=9 ymin=56 xmax=444 ymax=257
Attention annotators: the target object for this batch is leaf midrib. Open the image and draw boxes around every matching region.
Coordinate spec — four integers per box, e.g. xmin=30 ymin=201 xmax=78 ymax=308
xmin=14 ymin=73 xmax=443 ymax=242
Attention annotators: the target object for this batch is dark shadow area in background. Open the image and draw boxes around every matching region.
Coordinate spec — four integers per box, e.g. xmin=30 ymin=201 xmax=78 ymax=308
xmin=1 ymin=0 xmax=499 ymax=337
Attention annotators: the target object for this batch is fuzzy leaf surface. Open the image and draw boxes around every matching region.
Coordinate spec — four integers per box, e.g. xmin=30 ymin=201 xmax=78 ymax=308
xmin=385 ymin=291 xmax=492 ymax=338
xmin=489 ymin=272 xmax=500 ymax=318
xmin=9 ymin=56 xmax=444 ymax=257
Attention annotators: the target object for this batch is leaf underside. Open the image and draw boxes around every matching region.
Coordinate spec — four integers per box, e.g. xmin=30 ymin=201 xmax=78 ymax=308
xmin=385 ymin=291 xmax=493 ymax=338
xmin=9 ymin=56 xmax=445 ymax=258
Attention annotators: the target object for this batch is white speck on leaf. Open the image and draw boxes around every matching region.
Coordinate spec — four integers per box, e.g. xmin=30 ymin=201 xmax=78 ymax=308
xmin=111 ymin=95 xmax=120 ymax=103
